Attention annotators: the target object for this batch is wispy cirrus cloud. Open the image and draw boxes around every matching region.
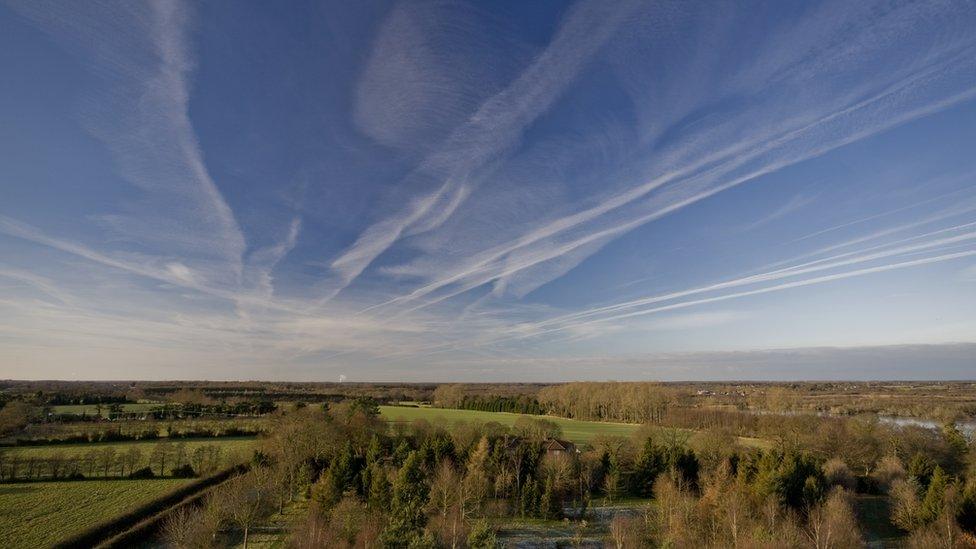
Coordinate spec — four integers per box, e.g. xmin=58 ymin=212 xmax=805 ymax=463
xmin=379 ymin=214 xmax=976 ymax=358
xmin=3 ymin=0 xmax=313 ymax=313
xmin=741 ymin=193 xmax=819 ymax=232
xmin=326 ymin=0 xmax=642 ymax=299
xmin=353 ymin=0 xmax=976 ymax=315
xmin=469 ymin=220 xmax=976 ymax=342
xmin=6 ymin=0 xmax=246 ymax=285
xmin=0 ymin=268 xmax=74 ymax=306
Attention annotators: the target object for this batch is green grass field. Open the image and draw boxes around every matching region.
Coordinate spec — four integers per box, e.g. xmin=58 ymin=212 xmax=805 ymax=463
xmin=380 ymin=405 xmax=638 ymax=443
xmin=50 ymin=403 xmax=160 ymax=417
xmin=379 ymin=405 xmax=768 ymax=448
xmin=0 ymin=479 xmax=192 ymax=548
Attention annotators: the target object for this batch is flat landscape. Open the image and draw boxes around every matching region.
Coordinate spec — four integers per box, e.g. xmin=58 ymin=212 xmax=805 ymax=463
xmin=0 ymin=479 xmax=192 ymax=548
xmin=1 ymin=381 xmax=973 ymax=547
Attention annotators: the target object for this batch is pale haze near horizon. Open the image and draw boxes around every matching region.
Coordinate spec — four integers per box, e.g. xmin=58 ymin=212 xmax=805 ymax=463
xmin=1 ymin=0 xmax=975 ymax=381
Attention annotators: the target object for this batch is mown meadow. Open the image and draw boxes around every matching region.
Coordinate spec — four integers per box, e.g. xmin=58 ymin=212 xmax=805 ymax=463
xmin=381 ymin=404 xmax=637 ymax=442
xmin=379 ymin=405 xmax=769 ymax=448
xmin=0 ymin=479 xmax=192 ymax=548
xmin=0 ymin=437 xmax=257 ymax=481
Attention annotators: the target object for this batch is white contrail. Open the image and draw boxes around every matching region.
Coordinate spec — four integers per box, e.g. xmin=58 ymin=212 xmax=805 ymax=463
xmin=520 ymin=226 xmax=976 ymax=330
xmin=365 ymin=57 xmax=976 ymax=314
xmin=538 ymin=249 xmax=976 ymax=337
xmin=326 ymin=0 xmax=640 ymax=300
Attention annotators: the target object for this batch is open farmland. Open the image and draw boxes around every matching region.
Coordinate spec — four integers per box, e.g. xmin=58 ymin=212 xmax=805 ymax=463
xmin=0 ymin=479 xmax=192 ymax=548
xmin=379 ymin=405 xmax=768 ymax=448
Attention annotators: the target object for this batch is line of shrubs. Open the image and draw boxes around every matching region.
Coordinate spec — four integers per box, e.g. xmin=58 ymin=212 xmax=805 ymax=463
xmin=1 ymin=461 xmax=201 ymax=483
xmin=1 ymin=442 xmax=228 ymax=482
xmin=11 ymin=426 xmax=262 ymax=446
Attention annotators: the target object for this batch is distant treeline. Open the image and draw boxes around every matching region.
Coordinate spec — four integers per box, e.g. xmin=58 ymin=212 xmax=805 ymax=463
xmin=5 ymin=380 xmax=976 ymax=420
xmin=10 ymin=424 xmax=263 ymax=447
xmin=138 ymin=383 xmax=439 ymax=404
xmin=40 ymin=402 xmax=278 ymax=424
xmin=455 ymin=395 xmax=543 ymax=415
xmin=433 ymin=382 xmax=680 ymax=424
xmin=537 ymin=382 xmax=676 ymax=423
xmin=42 ymin=394 xmax=129 ymax=406
xmin=0 ymin=442 xmax=232 ymax=481
xmin=431 ymin=384 xmax=544 ymax=414
xmin=145 ymin=401 xmax=277 ymax=419
xmin=144 ymin=388 xmax=348 ymax=402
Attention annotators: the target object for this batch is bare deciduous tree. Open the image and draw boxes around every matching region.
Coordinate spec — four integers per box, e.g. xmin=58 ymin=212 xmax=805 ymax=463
xmin=608 ymin=515 xmax=643 ymax=548
xmin=161 ymin=506 xmax=208 ymax=548
xmin=805 ymin=488 xmax=864 ymax=548
xmin=223 ymin=472 xmax=273 ymax=549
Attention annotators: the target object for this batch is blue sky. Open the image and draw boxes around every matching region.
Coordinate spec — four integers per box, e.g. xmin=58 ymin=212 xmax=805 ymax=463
xmin=1 ymin=0 xmax=975 ymax=381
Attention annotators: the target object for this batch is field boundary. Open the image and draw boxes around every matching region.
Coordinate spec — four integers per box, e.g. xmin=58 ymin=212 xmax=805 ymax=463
xmin=3 ymin=433 xmax=261 ymax=448
xmin=53 ymin=464 xmax=249 ymax=549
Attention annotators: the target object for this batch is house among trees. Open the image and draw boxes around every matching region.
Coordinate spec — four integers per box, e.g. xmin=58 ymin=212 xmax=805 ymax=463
xmin=542 ymin=438 xmax=577 ymax=456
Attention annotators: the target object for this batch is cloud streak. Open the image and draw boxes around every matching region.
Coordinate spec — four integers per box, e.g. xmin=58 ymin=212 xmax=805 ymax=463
xmin=358 ymin=1 xmax=976 ymax=314
xmin=6 ymin=0 xmax=246 ymax=285
xmin=328 ymin=0 xmax=641 ymax=298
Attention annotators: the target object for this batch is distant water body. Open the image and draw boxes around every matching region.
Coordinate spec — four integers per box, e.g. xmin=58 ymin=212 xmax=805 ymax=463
xmin=748 ymin=409 xmax=976 ymax=438
xmin=876 ymin=415 xmax=976 ymax=437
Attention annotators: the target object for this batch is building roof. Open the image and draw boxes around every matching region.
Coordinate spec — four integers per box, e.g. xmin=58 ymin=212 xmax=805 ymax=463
xmin=543 ymin=438 xmax=576 ymax=452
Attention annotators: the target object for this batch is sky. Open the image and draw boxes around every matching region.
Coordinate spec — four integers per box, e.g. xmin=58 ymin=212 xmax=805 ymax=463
xmin=1 ymin=0 xmax=975 ymax=381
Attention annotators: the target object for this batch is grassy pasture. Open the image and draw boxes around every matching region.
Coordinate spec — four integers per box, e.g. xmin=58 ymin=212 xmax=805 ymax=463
xmin=4 ymin=436 xmax=257 ymax=457
xmin=0 ymin=479 xmax=192 ymax=548
xmin=380 ymin=405 xmax=636 ymax=443
xmin=50 ymin=402 xmax=160 ymax=417
xmin=379 ymin=405 xmax=768 ymax=448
